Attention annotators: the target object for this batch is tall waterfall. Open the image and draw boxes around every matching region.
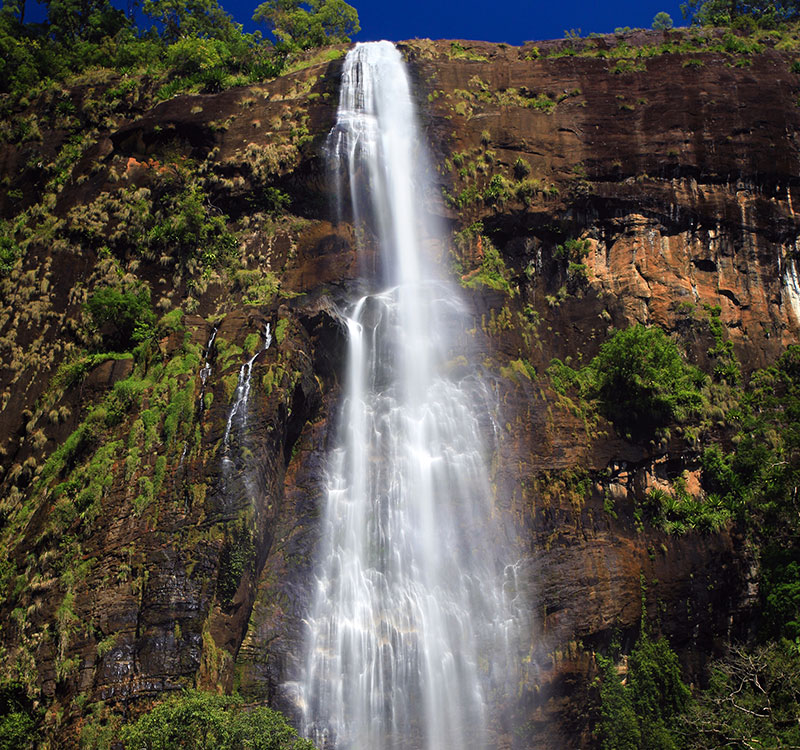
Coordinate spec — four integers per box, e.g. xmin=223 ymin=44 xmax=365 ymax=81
xmin=299 ymin=41 xmax=518 ymax=750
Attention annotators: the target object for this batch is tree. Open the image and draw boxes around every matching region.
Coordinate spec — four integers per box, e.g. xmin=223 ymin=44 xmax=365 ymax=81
xmin=682 ymin=642 xmax=800 ymax=749
xmin=0 ymin=679 xmax=38 ymax=750
xmin=596 ymin=628 xmax=689 ymax=750
xmin=84 ymin=283 xmax=155 ymax=351
xmin=652 ymin=11 xmax=674 ymax=29
xmin=589 ymin=325 xmax=706 ymax=437
xmin=252 ymin=0 xmax=359 ymax=50
xmin=119 ymin=690 xmax=316 ymax=750
xmin=681 ymin=0 xmax=800 ymax=26
xmin=142 ymin=0 xmax=240 ymax=42
xmin=43 ymin=0 xmax=128 ymax=42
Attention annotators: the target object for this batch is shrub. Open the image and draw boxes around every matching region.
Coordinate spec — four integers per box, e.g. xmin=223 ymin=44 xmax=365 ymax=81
xmin=591 ymin=325 xmax=706 ymax=436
xmin=119 ymin=690 xmax=315 ymax=750
xmin=0 ymin=678 xmax=40 ymax=750
xmin=652 ymin=11 xmax=674 ymax=30
xmin=84 ymin=283 xmax=156 ymax=351
xmin=0 ymin=222 xmax=22 ymax=277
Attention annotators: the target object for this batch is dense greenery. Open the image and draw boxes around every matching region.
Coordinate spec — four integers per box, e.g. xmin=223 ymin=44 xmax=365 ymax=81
xmin=581 ymin=325 xmax=800 ymax=746
xmin=118 ymin=690 xmax=315 ymax=750
xmin=549 ymin=324 xmax=706 ymax=439
xmin=0 ymin=680 xmax=38 ymax=750
xmin=597 ymin=625 xmax=800 ymax=750
xmin=0 ymin=0 xmax=358 ymax=100
xmin=681 ymin=640 xmax=800 ymax=749
xmin=699 ymin=345 xmax=800 ymax=639
xmin=592 ymin=326 xmax=706 ymax=434
xmin=597 ymin=626 xmax=689 ymax=750
xmin=683 ymin=0 xmax=800 ymax=27
xmin=253 ymin=0 xmax=360 ymax=51
xmin=85 ymin=283 xmax=156 ymax=350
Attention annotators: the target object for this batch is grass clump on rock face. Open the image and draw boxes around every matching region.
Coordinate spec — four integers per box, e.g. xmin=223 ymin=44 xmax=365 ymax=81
xmin=118 ymin=690 xmax=315 ymax=750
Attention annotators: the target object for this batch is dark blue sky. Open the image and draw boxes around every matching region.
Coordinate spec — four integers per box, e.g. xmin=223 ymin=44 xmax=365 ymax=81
xmin=236 ymin=0 xmax=687 ymax=45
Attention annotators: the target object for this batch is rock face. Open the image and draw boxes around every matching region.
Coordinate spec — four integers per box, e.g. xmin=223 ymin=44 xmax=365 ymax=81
xmin=0 ymin=32 xmax=799 ymax=748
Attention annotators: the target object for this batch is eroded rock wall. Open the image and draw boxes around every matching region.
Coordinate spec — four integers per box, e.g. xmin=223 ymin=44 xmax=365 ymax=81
xmin=0 ymin=32 xmax=798 ymax=748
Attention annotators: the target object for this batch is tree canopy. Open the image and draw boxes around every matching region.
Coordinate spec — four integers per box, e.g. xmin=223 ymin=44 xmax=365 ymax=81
xmin=252 ymin=0 xmax=359 ymax=50
xmin=119 ymin=690 xmax=315 ymax=750
xmin=0 ymin=0 xmax=360 ymax=99
xmin=682 ymin=0 xmax=800 ymax=26
xmin=142 ymin=0 xmax=242 ymax=43
xmin=590 ymin=325 xmax=706 ymax=436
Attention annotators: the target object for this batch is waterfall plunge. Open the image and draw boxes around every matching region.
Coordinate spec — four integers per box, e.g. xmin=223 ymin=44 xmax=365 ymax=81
xmin=299 ymin=41 xmax=519 ymax=750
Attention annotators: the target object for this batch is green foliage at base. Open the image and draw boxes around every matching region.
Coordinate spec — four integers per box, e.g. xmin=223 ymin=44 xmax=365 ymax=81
xmin=698 ymin=345 xmax=800 ymax=639
xmin=681 ymin=641 xmax=800 ymax=749
xmin=118 ymin=690 xmax=315 ymax=750
xmin=0 ymin=679 xmax=38 ymax=750
xmin=597 ymin=627 xmax=689 ymax=750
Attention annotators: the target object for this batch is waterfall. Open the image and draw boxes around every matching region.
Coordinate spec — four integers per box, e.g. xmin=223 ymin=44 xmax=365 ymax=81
xmin=223 ymin=323 xmax=272 ymax=450
xmin=299 ymin=41 xmax=518 ymax=750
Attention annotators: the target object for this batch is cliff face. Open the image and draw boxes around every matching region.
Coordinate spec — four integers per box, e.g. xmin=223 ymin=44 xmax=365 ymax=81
xmin=1 ymin=31 xmax=799 ymax=748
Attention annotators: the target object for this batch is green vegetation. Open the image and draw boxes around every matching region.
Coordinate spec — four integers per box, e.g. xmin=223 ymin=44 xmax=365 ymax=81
xmin=698 ymin=345 xmax=800 ymax=639
xmin=69 ymin=177 xmax=240 ymax=276
xmin=85 ymin=283 xmax=156 ymax=351
xmin=652 ymin=11 xmax=674 ymax=30
xmin=216 ymin=519 xmax=255 ymax=605
xmin=118 ymin=690 xmax=315 ymax=749
xmin=592 ymin=326 xmax=706 ymax=434
xmin=549 ymin=325 xmax=706 ymax=439
xmin=644 ymin=477 xmax=731 ymax=534
xmin=682 ymin=0 xmax=800 ymax=27
xmin=554 ymin=238 xmax=591 ymax=284
xmin=599 ymin=612 xmax=800 ymax=749
xmin=681 ymin=641 xmax=800 ymax=748
xmin=0 ymin=679 xmax=39 ymax=750
xmin=448 ymin=41 xmax=488 ymax=61
xmin=0 ymin=0 xmax=358 ymax=101
xmin=597 ymin=626 xmax=689 ymax=750
xmin=0 ymin=221 xmax=22 ymax=277
xmin=536 ymin=24 xmax=778 ymax=66
xmin=253 ymin=0 xmax=359 ymax=51
xmin=453 ymin=222 xmax=516 ymax=296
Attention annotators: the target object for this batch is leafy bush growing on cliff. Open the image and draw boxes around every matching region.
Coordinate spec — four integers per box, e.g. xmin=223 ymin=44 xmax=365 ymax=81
xmin=591 ymin=325 xmax=706 ymax=435
xmin=118 ymin=690 xmax=315 ymax=750
xmin=85 ymin=283 xmax=156 ymax=351
xmin=549 ymin=325 xmax=706 ymax=439
xmin=0 ymin=678 xmax=39 ymax=750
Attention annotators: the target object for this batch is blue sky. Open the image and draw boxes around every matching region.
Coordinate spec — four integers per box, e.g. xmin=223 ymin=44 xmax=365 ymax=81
xmin=236 ymin=0 xmax=687 ymax=44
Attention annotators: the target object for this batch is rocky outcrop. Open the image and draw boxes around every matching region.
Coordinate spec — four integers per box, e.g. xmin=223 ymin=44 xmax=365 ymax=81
xmin=0 ymin=31 xmax=798 ymax=748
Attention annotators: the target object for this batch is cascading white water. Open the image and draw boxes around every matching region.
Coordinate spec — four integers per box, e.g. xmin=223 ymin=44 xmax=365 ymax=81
xmin=223 ymin=323 xmax=272 ymax=450
xmin=299 ymin=41 xmax=518 ymax=750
